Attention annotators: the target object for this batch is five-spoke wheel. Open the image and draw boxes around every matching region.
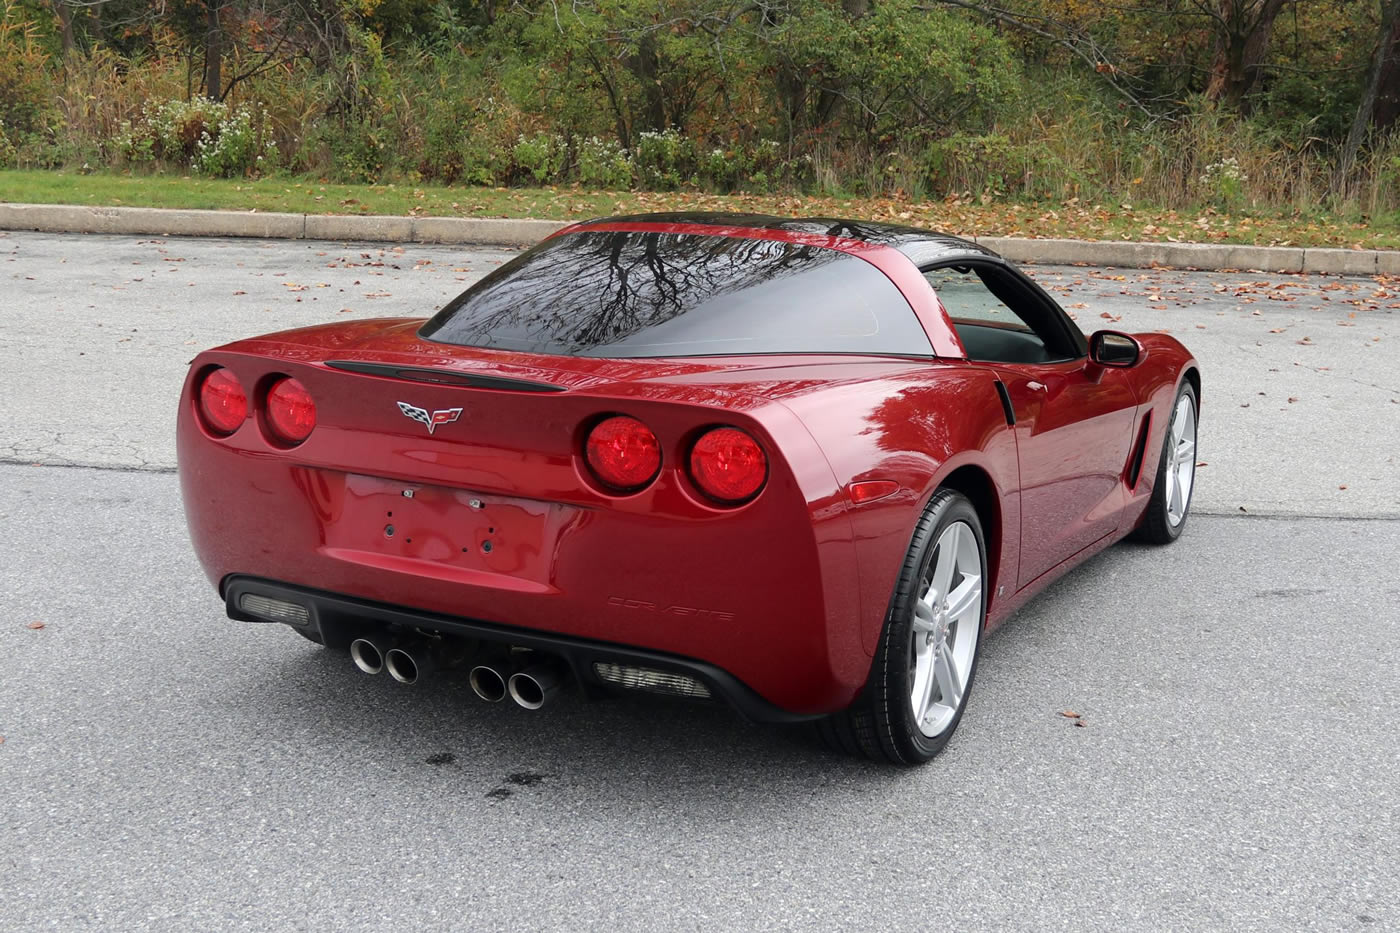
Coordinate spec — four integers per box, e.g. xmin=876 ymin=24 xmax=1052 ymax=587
xmin=817 ymin=488 xmax=987 ymax=765
xmin=1135 ymin=381 xmax=1199 ymax=544
xmin=909 ymin=520 xmax=981 ymax=739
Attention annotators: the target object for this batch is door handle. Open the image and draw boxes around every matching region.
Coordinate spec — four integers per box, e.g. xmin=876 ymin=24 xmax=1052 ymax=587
xmin=1026 ymin=381 xmax=1046 ymax=391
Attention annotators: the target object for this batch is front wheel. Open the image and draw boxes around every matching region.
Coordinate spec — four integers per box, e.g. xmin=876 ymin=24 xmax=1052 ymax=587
xmin=1133 ymin=381 xmax=1198 ymax=545
xmin=818 ymin=489 xmax=987 ymax=765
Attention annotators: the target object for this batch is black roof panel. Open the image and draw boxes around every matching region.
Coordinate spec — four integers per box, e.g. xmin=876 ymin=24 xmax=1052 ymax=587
xmin=568 ymin=213 xmax=1002 ymax=267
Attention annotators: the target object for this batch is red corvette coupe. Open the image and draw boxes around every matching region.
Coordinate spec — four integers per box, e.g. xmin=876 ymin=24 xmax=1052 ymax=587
xmin=179 ymin=213 xmax=1200 ymax=764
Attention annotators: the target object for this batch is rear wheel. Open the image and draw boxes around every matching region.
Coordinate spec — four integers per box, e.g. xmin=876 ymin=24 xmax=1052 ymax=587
xmin=820 ymin=489 xmax=986 ymax=765
xmin=1133 ymin=382 xmax=1198 ymax=545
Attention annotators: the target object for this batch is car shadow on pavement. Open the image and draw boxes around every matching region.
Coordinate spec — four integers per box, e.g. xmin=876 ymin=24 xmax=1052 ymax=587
xmin=221 ymin=636 xmax=919 ymax=809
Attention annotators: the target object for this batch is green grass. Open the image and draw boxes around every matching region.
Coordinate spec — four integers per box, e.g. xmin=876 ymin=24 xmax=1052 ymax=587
xmin=2 ymin=169 xmax=1396 ymax=250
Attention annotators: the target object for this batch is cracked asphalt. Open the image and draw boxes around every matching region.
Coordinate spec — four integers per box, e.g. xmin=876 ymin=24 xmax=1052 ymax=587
xmin=2 ymin=232 xmax=1398 ymax=931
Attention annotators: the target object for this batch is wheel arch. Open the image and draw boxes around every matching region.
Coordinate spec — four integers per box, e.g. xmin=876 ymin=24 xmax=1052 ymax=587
xmin=1182 ymin=365 xmax=1201 ymax=408
xmin=932 ymin=463 xmax=1002 ymax=618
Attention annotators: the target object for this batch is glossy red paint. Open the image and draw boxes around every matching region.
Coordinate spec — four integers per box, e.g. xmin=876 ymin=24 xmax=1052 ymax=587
xmin=992 ymin=360 xmax=1138 ymax=587
xmin=178 ymin=222 xmax=1199 ymax=719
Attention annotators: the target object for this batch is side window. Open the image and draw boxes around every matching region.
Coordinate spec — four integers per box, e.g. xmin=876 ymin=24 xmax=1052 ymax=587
xmin=923 ymin=265 xmax=1079 ymax=364
xmin=923 ymin=266 xmax=1021 ymax=329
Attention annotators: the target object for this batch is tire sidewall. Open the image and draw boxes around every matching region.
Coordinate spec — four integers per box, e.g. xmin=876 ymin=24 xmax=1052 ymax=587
xmin=1153 ymin=382 xmax=1198 ymax=542
xmin=877 ymin=490 xmax=988 ymax=763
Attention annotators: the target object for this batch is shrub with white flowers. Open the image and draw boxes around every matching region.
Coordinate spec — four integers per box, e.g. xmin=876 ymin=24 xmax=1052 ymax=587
xmin=1199 ymin=156 xmax=1248 ymax=208
xmin=114 ymin=98 xmax=278 ymax=177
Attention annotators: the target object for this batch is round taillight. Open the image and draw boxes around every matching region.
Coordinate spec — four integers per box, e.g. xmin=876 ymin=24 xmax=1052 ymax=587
xmin=585 ymin=415 xmax=661 ymax=491
xmin=265 ymin=377 xmax=317 ymax=444
xmin=689 ymin=427 xmax=767 ymax=504
xmin=198 ymin=367 xmax=247 ymax=435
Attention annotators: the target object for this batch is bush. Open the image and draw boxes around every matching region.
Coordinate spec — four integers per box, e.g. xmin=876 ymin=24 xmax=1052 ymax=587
xmin=696 ymin=139 xmax=786 ymax=192
xmin=634 ymin=129 xmax=691 ymax=190
xmin=114 ymin=98 xmax=278 ymax=176
xmin=0 ymin=118 xmax=15 ymax=168
xmin=576 ymin=136 xmax=632 ymax=189
xmin=510 ymin=132 xmax=567 ymax=184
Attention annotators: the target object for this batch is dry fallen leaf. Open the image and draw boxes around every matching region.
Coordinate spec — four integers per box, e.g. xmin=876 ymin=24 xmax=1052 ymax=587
xmin=26 ymin=622 xmax=45 ymax=630
xmin=1059 ymin=710 xmax=1081 ymax=719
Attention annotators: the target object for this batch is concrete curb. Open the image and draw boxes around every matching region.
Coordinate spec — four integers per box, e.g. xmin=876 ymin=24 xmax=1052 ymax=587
xmin=1 ymin=202 xmax=1393 ymax=274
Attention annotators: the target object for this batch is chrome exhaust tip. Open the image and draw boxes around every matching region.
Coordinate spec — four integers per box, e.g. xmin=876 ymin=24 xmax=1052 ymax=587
xmin=508 ymin=662 xmax=564 ymax=710
xmin=385 ymin=646 xmax=428 ymax=685
xmin=349 ymin=637 xmax=390 ymax=675
xmin=469 ymin=664 xmax=508 ymax=703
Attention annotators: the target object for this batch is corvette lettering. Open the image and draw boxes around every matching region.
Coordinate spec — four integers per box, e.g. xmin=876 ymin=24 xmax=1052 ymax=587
xmin=397 ymin=401 xmax=462 ymax=435
xmin=608 ymin=596 xmax=736 ymax=623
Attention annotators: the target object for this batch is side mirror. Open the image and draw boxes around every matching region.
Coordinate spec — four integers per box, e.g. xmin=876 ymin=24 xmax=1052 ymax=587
xmin=1089 ymin=330 xmax=1142 ymax=368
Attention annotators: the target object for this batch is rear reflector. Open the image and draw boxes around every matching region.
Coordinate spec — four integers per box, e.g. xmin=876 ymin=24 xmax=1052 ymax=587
xmin=593 ymin=662 xmax=711 ymax=699
xmin=848 ymin=480 xmax=899 ymax=504
xmin=238 ymin=593 xmax=311 ymax=625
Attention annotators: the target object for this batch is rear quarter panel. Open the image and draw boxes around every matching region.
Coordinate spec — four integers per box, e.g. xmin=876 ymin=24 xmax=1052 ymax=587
xmin=777 ymin=361 xmax=1021 ymax=651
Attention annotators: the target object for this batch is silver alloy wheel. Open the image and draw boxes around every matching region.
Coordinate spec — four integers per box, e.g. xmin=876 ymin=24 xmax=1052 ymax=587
xmin=1165 ymin=393 xmax=1198 ymax=527
xmin=909 ymin=521 xmax=982 ymax=738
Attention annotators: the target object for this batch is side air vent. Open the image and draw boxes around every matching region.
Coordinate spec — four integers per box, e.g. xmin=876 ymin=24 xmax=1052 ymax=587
xmin=993 ymin=380 xmax=1016 ymax=427
xmin=1126 ymin=412 xmax=1153 ymax=489
xmin=325 ymin=360 xmax=565 ymax=393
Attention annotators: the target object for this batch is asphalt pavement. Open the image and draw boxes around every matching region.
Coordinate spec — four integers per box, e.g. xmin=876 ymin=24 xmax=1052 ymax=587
xmin=3 ymin=231 xmax=1396 ymax=516
xmin=2 ymin=232 xmax=1399 ymax=931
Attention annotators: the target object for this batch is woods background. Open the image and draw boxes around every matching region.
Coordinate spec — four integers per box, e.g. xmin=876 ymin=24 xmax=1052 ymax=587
xmin=2 ymin=0 xmax=1398 ymax=216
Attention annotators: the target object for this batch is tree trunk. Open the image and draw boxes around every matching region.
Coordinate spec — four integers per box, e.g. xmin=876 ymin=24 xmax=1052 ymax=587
xmin=53 ymin=1 xmax=74 ymax=59
xmin=813 ymin=0 xmax=870 ymax=132
xmin=628 ymin=33 xmax=667 ymax=133
xmin=1335 ymin=0 xmax=1400 ymax=197
xmin=1372 ymin=8 xmax=1400 ymax=130
xmin=1204 ymin=0 xmax=1292 ymax=112
xmin=203 ymin=2 xmax=223 ymax=101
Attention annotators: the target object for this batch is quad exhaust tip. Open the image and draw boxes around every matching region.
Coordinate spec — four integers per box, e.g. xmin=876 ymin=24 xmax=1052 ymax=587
xmin=508 ymin=662 xmax=564 ymax=710
xmin=469 ymin=664 xmax=508 ymax=703
xmin=384 ymin=647 xmax=421 ymax=685
xmin=354 ymin=639 xmax=563 ymax=706
xmin=350 ymin=637 xmax=388 ymax=675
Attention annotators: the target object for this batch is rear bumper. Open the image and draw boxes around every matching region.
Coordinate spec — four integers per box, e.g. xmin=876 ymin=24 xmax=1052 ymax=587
xmin=225 ymin=575 xmax=821 ymax=724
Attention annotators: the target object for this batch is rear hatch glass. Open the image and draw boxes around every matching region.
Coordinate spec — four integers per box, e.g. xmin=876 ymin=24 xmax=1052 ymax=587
xmin=419 ymin=230 xmax=932 ymax=359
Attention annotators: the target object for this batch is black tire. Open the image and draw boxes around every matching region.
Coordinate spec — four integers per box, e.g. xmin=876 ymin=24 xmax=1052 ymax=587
xmin=1133 ymin=381 xmax=1198 ymax=545
xmin=819 ymin=489 xmax=987 ymax=765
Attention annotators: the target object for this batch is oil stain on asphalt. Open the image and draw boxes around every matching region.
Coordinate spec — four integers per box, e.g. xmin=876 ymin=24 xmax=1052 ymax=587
xmin=486 ymin=771 xmax=549 ymax=800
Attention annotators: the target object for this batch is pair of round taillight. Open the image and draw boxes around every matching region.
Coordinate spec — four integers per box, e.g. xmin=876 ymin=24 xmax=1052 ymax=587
xmin=197 ymin=367 xmax=316 ymax=445
xmin=584 ymin=415 xmax=767 ymax=505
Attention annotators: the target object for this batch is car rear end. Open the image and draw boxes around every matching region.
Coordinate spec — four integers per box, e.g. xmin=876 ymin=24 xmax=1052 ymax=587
xmin=179 ymin=223 xmax=939 ymax=718
xmin=178 ymin=335 xmax=879 ymax=717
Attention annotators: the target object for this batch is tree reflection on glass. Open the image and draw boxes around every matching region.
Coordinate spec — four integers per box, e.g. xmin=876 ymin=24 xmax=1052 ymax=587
xmin=420 ymin=231 xmax=931 ymax=359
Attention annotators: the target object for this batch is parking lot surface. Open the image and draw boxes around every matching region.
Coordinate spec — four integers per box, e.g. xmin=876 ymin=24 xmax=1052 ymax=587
xmin=2 ymin=232 xmax=1397 ymax=930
